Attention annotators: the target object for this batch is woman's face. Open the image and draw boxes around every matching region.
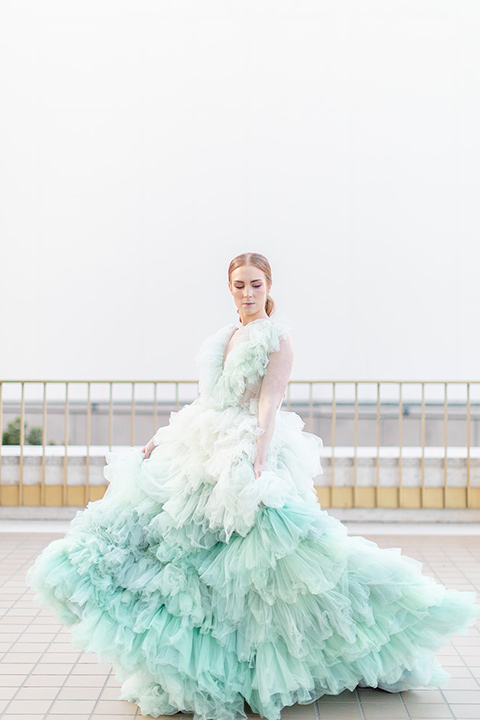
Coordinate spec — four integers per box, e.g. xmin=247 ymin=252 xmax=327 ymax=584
xmin=229 ymin=265 xmax=271 ymax=322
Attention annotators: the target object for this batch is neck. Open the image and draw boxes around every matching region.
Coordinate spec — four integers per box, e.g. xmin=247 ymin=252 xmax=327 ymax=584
xmin=238 ymin=311 xmax=269 ymax=326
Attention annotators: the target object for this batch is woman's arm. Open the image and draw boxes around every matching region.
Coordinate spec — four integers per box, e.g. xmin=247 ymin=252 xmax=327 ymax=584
xmin=254 ymin=334 xmax=294 ymax=478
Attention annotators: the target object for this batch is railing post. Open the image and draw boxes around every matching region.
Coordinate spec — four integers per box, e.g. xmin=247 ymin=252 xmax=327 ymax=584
xmin=19 ymin=382 xmax=25 ymax=506
xmin=444 ymin=382 xmax=448 ymax=508
xmin=331 ymin=382 xmax=336 ymax=502
xmin=0 ymin=381 xmax=3 ymax=502
xmin=308 ymin=383 xmax=313 ymax=433
xmin=421 ymin=382 xmax=425 ymax=508
xmin=63 ymin=382 xmax=69 ymax=506
xmin=398 ymin=382 xmax=403 ymax=507
xmin=86 ymin=382 xmax=91 ymax=504
xmin=353 ymin=382 xmax=358 ymax=507
xmin=130 ymin=382 xmax=135 ymax=447
xmin=153 ymin=383 xmax=158 ymax=436
xmin=376 ymin=382 xmax=380 ymax=508
xmin=109 ymin=382 xmax=113 ymax=450
xmin=467 ymin=382 xmax=471 ymax=508
xmin=41 ymin=382 xmax=47 ymax=506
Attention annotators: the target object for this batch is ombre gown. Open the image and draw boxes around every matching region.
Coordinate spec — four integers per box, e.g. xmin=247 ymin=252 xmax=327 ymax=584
xmin=27 ymin=317 xmax=480 ymax=720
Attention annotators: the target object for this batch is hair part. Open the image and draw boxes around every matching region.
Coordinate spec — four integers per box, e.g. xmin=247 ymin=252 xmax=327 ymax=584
xmin=228 ymin=252 xmax=275 ymax=321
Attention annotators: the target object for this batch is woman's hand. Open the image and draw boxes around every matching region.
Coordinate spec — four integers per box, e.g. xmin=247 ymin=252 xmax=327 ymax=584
xmin=142 ymin=438 xmax=156 ymax=460
xmin=253 ymin=457 xmax=267 ymax=479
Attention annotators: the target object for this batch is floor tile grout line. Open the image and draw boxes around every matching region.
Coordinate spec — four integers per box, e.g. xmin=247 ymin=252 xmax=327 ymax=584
xmin=398 ymin=690 xmax=413 ymax=720
xmin=449 ymin=626 xmax=480 ymax=689
xmin=0 ymin=601 xmax=47 ymax=663
xmin=450 ymin=537 xmax=480 ymax=587
xmin=442 ymin=540 xmax=476 ymax=591
xmin=354 ymin=688 xmax=366 ymax=720
xmin=0 ymin=616 xmax=64 ymax=720
xmin=389 ymin=534 xmax=480 ymax=695
xmin=85 ymin=666 xmax=113 ymax=720
xmin=438 ymin=686 xmax=458 ymax=719
xmin=6 ymin=543 xmax=54 ymax=595
xmin=0 ymin=536 xmax=30 ymax=591
xmin=0 ymin=543 xmax=54 ymax=630
xmin=0 ymin=586 xmax=39 ymax=662
xmin=6 ymin=536 xmax=131 ymax=719
xmin=42 ymin=638 xmax=95 ymax=719
xmin=0 ymin=534 xmax=88 ymax=714
xmin=0 ymin=545 xmax=72 ymax=664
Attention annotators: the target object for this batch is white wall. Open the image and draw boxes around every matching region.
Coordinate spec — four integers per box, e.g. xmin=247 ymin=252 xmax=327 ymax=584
xmin=1 ymin=0 xmax=479 ymax=382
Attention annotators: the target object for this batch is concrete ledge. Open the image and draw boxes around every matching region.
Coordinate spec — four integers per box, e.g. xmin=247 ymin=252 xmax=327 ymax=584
xmin=2 ymin=504 xmax=480 ymax=524
xmin=2 ymin=515 xmax=480 ymax=535
xmin=2 ymin=447 xmax=480 ymax=489
xmin=327 ymin=507 xmax=480 ymax=522
xmin=0 ymin=506 xmax=83 ymax=520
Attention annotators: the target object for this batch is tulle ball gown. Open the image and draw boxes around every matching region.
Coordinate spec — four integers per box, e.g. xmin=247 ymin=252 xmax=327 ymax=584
xmin=26 ymin=317 xmax=480 ymax=720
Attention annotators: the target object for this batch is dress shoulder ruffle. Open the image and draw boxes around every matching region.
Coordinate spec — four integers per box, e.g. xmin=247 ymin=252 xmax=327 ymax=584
xmin=194 ymin=323 xmax=237 ymax=399
xmin=197 ymin=317 xmax=292 ymax=410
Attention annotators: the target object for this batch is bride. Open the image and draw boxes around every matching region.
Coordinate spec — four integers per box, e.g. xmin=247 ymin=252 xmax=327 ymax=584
xmin=27 ymin=252 xmax=480 ymax=720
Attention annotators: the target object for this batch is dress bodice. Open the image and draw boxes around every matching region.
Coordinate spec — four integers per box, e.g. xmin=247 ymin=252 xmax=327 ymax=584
xmin=195 ymin=317 xmax=291 ymax=411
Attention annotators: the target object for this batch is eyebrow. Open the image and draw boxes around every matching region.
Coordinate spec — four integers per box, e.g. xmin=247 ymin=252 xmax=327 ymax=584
xmin=233 ymin=279 xmax=263 ymax=283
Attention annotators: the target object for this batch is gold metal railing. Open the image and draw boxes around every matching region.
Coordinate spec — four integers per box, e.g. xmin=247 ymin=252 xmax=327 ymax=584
xmin=1 ymin=379 xmax=479 ymax=509
xmin=287 ymin=380 xmax=479 ymax=509
xmin=0 ymin=380 xmax=197 ymax=508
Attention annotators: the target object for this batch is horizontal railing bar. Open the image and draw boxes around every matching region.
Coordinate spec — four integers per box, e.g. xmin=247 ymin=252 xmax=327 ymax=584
xmin=0 ymin=380 xmax=200 ymax=384
xmin=288 ymin=380 xmax=480 ymax=385
xmin=1 ymin=407 xmax=477 ymax=419
xmin=1 ymin=397 xmax=476 ymax=403
xmin=1 ymin=379 xmax=480 ymax=385
xmin=0 ymin=409 xmax=475 ymax=420
xmin=1 ymin=399 xmax=477 ymax=408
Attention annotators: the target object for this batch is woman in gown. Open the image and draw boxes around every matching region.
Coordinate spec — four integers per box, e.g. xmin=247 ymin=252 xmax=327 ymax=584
xmin=27 ymin=252 xmax=480 ymax=720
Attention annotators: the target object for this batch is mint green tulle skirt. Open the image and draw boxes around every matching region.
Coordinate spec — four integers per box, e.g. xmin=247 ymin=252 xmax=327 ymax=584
xmin=26 ymin=434 xmax=480 ymax=720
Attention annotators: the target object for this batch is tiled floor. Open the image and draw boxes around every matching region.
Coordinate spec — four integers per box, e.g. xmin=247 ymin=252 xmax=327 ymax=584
xmin=0 ymin=527 xmax=479 ymax=720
